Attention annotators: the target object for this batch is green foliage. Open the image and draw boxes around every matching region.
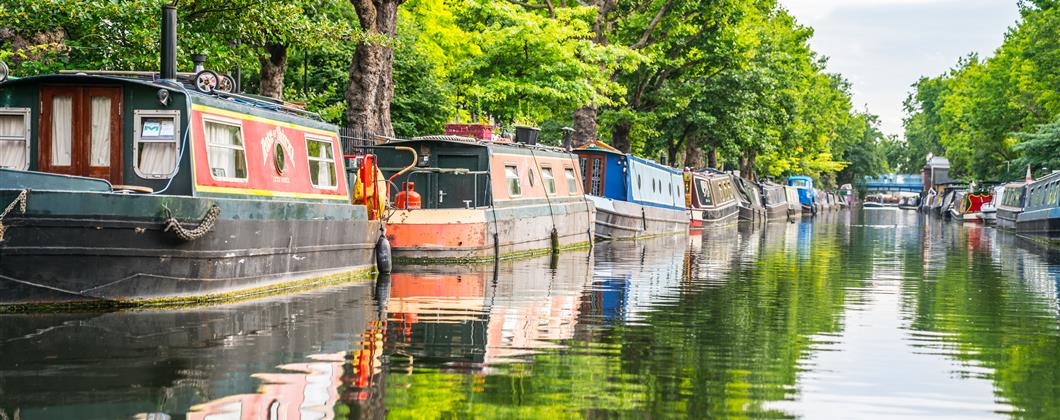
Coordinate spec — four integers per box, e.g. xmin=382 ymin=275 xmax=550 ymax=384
xmin=1013 ymin=115 xmax=1060 ymax=173
xmin=901 ymin=3 xmax=1060 ymax=180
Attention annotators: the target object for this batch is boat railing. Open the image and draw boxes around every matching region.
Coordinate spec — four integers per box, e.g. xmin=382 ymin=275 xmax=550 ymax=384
xmin=386 ymin=167 xmax=492 ymax=210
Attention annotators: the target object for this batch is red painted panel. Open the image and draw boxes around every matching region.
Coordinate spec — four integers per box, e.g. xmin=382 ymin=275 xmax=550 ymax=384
xmin=190 ymin=109 xmax=348 ymax=198
xmin=386 ymin=222 xmax=488 ymax=248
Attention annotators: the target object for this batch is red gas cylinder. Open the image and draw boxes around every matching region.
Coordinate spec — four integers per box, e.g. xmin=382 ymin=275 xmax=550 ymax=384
xmin=394 ymin=182 xmax=422 ymax=209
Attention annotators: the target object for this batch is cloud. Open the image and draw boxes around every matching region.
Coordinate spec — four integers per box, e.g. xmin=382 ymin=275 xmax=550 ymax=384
xmin=780 ymin=0 xmax=1020 ymax=136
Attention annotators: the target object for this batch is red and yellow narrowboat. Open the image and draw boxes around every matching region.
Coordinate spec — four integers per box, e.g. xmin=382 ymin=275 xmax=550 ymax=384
xmin=0 ymin=8 xmax=385 ymax=307
xmin=372 ymin=126 xmax=595 ymax=263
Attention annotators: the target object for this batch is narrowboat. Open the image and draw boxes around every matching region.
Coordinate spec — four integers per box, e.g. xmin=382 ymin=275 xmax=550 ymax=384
xmin=372 ymin=128 xmax=594 ymax=263
xmin=684 ymin=170 xmax=738 ymax=228
xmin=733 ymin=176 xmax=767 ymax=222
xmin=575 ymin=141 xmax=688 ymax=239
xmin=760 ymin=182 xmax=789 ymax=221
xmin=837 ymin=183 xmax=854 ymax=207
xmin=995 ymin=182 xmax=1026 ymax=229
xmin=1016 ymin=171 xmax=1060 ymax=240
xmin=949 ymin=191 xmax=991 ymax=222
xmin=787 ymin=176 xmax=816 ymax=214
xmin=0 ymin=8 xmax=384 ymax=307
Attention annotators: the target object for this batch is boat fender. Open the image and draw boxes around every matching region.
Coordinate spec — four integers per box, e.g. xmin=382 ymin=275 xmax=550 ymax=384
xmin=375 ymin=234 xmax=392 ymax=274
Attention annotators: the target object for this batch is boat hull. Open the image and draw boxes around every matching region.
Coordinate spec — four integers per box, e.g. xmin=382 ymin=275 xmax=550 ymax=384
xmin=588 ymin=195 xmax=688 ymax=240
xmin=997 ymin=207 xmax=1020 ymax=229
xmin=385 ymin=199 xmax=595 ymax=263
xmin=1016 ymin=208 xmax=1060 ymax=240
xmin=0 ymin=190 xmax=380 ymax=307
xmin=690 ymin=202 xmax=739 ymax=229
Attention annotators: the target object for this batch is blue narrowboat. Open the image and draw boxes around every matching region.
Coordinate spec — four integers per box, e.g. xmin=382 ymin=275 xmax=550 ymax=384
xmin=787 ymin=176 xmax=816 ymax=213
xmin=575 ymin=141 xmax=688 ymax=240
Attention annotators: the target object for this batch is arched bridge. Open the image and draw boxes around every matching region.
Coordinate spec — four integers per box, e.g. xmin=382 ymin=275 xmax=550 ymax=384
xmin=863 ymin=174 xmax=923 ymax=193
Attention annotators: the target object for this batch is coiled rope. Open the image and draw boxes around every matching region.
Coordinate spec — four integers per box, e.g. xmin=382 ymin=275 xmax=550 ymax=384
xmin=163 ymin=204 xmax=221 ymax=241
xmin=0 ymin=189 xmax=28 ymax=242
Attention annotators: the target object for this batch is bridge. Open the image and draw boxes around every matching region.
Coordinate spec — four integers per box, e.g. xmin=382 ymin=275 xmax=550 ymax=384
xmin=863 ymin=174 xmax=923 ymax=193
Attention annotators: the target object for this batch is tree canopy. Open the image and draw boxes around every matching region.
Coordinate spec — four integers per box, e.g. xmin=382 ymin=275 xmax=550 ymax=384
xmin=899 ymin=1 xmax=1060 ymax=180
xmin=0 ymin=0 xmax=894 ymax=185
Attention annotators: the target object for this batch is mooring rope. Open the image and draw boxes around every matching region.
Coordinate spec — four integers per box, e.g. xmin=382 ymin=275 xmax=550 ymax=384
xmin=163 ymin=204 xmax=221 ymax=241
xmin=0 ymin=189 xmax=28 ymax=242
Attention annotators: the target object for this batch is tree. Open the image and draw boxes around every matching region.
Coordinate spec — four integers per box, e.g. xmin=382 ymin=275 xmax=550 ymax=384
xmin=346 ymin=0 xmax=405 ymax=137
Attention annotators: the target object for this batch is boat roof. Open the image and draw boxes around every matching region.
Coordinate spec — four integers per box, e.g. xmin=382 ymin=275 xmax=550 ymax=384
xmin=0 ymin=73 xmax=331 ymax=126
xmin=574 ymin=140 xmax=623 ymax=155
xmin=389 ymin=134 xmax=572 ymax=154
xmin=787 ymin=175 xmax=813 ymax=181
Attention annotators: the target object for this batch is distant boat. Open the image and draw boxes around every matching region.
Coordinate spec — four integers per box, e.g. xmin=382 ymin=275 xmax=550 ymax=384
xmin=732 ymin=175 xmax=767 ymax=222
xmin=949 ymin=191 xmax=991 ymax=222
xmin=760 ymin=182 xmax=790 ymax=221
xmin=575 ymin=141 xmax=688 ymax=240
xmin=995 ymin=181 xmax=1026 ymax=229
xmin=685 ymin=170 xmax=739 ymax=228
xmin=787 ymin=176 xmax=816 ymax=214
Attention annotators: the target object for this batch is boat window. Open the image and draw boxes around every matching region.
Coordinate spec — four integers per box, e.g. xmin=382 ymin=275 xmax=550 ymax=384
xmin=791 ymin=179 xmax=808 ymax=187
xmin=696 ymin=179 xmax=713 ymax=206
xmin=0 ymin=107 xmax=30 ymax=170
xmin=565 ymin=167 xmax=579 ymax=195
xmin=528 ymin=167 xmax=536 ymax=187
xmin=306 ymin=135 xmax=338 ymax=189
xmin=134 ymin=110 xmax=180 ymax=179
xmin=204 ymin=118 xmax=248 ymax=181
xmin=541 ymin=166 xmax=556 ymax=195
xmin=505 ymin=164 xmax=522 ymax=196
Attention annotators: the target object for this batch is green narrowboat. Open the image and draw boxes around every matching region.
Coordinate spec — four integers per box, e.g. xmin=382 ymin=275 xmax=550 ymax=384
xmin=0 ymin=7 xmax=384 ymax=308
xmin=371 ymin=126 xmax=595 ymax=263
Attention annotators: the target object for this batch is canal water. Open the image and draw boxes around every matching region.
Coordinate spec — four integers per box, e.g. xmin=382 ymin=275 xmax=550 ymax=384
xmin=2 ymin=209 xmax=1060 ymax=419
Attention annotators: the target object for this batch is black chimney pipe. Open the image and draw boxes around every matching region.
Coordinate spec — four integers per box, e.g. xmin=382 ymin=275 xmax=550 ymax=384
xmin=160 ymin=6 xmax=177 ymax=80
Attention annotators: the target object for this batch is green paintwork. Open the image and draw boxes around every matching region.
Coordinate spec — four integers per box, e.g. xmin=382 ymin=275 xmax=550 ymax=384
xmin=0 ymin=189 xmax=361 ymax=222
xmin=0 ymin=168 xmax=112 ymax=192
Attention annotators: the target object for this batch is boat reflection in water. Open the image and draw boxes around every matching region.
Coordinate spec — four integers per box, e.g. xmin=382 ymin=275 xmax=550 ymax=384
xmin=386 ymin=251 xmax=594 ymax=367
xmin=0 ymin=280 xmax=382 ymax=420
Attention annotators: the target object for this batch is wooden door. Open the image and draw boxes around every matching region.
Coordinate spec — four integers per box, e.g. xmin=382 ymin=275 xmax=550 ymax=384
xmin=581 ymin=154 xmax=606 ymax=196
xmin=39 ymin=86 xmax=122 ymax=183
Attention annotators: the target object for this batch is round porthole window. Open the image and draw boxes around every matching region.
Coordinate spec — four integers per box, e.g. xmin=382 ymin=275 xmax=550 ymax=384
xmin=274 ymin=143 xmax=286 ymax=175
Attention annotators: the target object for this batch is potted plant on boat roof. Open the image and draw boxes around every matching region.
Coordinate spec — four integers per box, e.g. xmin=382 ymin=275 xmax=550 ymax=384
xmin=512 ymin=115 xmax=540 ymax=146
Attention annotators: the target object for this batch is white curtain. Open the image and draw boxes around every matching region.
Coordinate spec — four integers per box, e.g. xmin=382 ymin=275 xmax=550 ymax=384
xmin=51 ymin=96 xmax=73 ymax=166
xmin=205 ymin=122 xmax=241 ymax=178
xmin=0 ymin=114 xmax=27 ymax=169
xmin=89 ymin=96 xmax=111 ymax=166
xmin=139 ymin=142 xmax=177 ymax=177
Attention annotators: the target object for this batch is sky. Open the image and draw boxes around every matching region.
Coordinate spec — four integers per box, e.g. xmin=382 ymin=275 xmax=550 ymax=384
xmin=780 ymin=0 xmax=1022 ymax=137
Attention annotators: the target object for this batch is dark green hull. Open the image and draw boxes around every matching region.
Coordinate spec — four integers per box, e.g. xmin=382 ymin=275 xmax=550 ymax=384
xmin=0 ymin=187 xmax=381 ymax=308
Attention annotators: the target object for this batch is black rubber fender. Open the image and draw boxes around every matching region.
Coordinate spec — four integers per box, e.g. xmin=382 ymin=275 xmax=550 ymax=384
xmin=375 ymin=234 xmax=392 ymax=274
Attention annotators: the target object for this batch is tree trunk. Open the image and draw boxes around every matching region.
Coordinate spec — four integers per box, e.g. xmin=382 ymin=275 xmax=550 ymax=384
xmin=258 ymin=43 xmax=287 ymax=99
xmin=346 ymin=0 xmax=404 ymax=138
xmin=612 ymin=121 xmax=631 ymax=152
xmin=571 ymin=105 xmax=597 ymax=148
xmin=740 ymin=149 xmax=757 ymax=180
xmin=707 ymin=148 xmax=717 ymax=169
xmin=683 ymin=137 xmax=703 ymax=168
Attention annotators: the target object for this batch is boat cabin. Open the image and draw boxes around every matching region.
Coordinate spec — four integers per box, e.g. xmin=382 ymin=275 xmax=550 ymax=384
xmin=575 ymin=142 xmax=685 ymax=210
xmin=686 ymin=171 xmax=736 ymax=210
xmin=0 ymin=74 xmax=348 ymax=203
xmin=786 ymin=176 xmax=815 ymax=207
xmin=373 ymin=135 xmax=584 ymax=209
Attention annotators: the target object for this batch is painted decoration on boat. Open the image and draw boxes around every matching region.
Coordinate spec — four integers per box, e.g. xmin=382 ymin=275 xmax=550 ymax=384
xmin=190 ymin=104 xmax=347 ymax=201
